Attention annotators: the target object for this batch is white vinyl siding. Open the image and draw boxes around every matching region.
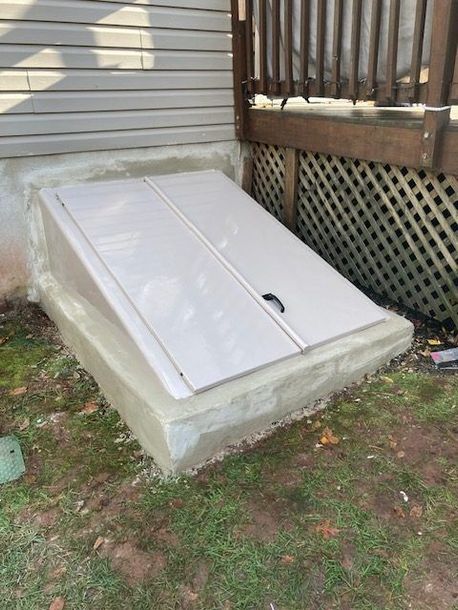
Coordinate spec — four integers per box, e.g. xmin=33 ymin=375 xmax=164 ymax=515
xmin=0 ymin=0 xmax=234 ymax=158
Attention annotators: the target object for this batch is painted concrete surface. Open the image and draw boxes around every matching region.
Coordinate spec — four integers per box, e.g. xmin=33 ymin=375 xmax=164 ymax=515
xmin=0 ymin=140 xmax=241 ymax=301
xmin=37 ymin=269 xmax=413 ymax=472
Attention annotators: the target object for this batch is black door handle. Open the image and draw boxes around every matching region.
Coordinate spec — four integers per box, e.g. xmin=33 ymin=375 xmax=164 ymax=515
xmin=262 ymin=293 xmax=285 ymax=313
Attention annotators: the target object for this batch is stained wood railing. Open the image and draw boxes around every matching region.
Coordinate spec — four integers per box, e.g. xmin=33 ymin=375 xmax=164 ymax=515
xmin=235 ymin=0 xmax=458 ymax=106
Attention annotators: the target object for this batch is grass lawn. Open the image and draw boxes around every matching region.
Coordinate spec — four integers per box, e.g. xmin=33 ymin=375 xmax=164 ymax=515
xmin=0 ymin=305 xmax=457 ymax=610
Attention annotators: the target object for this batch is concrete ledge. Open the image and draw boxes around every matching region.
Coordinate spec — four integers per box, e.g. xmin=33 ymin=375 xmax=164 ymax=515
xmin=39 ymin=276 xmax=413 ymax=473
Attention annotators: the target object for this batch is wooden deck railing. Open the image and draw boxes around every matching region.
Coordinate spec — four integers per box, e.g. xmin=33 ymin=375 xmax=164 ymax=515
xmin=234 ymin=0 xmax=458 ymax=106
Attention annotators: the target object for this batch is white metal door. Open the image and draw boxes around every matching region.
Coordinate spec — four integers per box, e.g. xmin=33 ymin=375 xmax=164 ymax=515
xmin=147 ymin=170 xmax=386 ymax=350
xmin=54 ymin=179 xmax=300 ymax=393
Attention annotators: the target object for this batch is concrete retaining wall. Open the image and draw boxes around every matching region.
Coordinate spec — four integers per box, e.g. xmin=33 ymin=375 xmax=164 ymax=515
xmin=0 ymin=140 xmax=242 ymax=301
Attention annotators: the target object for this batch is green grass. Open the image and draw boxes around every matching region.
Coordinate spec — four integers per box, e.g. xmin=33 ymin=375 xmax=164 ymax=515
xmin=0 ymin=306 xmax=457 ymax=609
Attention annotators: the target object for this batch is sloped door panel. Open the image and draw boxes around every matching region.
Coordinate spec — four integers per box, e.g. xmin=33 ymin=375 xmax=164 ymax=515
xmin=53 ymin=179 xmax=300 ymax=393
xmin=147 ymin=170 xmax=386 ymax=350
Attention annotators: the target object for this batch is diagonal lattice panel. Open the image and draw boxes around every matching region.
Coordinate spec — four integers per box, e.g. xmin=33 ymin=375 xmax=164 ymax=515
xmin=250 ymin=142 xmax=457 ymax=326
xmin=251 ymin=142 xmax=286 ymax=221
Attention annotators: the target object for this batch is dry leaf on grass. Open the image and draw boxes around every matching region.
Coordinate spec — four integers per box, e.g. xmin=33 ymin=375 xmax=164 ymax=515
xmin=380 ymin=376 xmax=394 ymax=384
xmin=49 ymin=597 xmax=65 ymax=610
xmin=0 ymin=336 xmax=8 ymax=345
xmin=93 ymin=536 xmax=105 ymax=551
xmin=319 ymin=427 xmax=340 ymax=445
xmin=315 ymin=520 xmax=340 ymax=539
xmin=280 ymin=555 xmax=295 ymax=565
xmin=79 ymin=401 xmax=98 ymax=415
xmin=9 ymin=386 xmax=27 ymax=396
xmin=427 ymin=339 xmax=442 ymax=346
xmin=410 ymin=504 xmax=423 ymax=519
xmin=18 ymin=417 xmax=30 ymax=431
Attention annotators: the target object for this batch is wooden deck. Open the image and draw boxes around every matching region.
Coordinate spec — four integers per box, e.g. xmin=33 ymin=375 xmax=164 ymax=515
xmin=246 ymin=104 xmax=458 ymax=175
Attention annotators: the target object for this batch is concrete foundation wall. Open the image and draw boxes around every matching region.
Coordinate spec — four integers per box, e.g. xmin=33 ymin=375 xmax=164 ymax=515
xmin=0 ymin=140 xmax=242 ymax=301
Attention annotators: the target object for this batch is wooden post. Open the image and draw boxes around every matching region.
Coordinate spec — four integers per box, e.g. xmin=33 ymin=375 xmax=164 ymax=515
xmin=421 ymin=0 xmax=458 ymax=169
xmin=231 ymin=0 xmax=249 ymax=140
xmin=420 ymin=107 xmax=451 ymax=170
xmin=426 ymin=0 xmax=458 ymax=107
xmin=283 ymin=148 xmax=299 ymax=231
xmin=241 ymin=156 xmax=253 ymax=195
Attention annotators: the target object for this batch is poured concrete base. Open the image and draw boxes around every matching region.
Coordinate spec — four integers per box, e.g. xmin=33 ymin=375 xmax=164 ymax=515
xmin=38 ymin=275 xmax=413 ymax=472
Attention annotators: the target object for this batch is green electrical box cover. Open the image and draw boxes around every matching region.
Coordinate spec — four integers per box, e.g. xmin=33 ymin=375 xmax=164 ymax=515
xmin=0 ymin=436 xmax=25 ymax=485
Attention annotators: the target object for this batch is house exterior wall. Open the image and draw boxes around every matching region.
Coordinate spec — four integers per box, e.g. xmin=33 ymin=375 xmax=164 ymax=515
xmin=0 ymin=0 xmax=238 ymax=300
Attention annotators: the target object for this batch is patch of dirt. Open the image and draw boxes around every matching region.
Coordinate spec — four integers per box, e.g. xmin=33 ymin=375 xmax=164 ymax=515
xmin=44 ymin=412 xmax=70 ymax=445
xmin=45 ymin=466 xmax=83 ymax=496
xmin=99 ymin=541 xmax=166 ymax=586
xmin=390 ymin=424 xmax=455 ymax=484
xmin=16 ymin=505 xmax=61 ymax=530
xmin=239 ymin=497 xmax=292 ymax=542
xmin=405 ymin=543 xmax=458 ymax=610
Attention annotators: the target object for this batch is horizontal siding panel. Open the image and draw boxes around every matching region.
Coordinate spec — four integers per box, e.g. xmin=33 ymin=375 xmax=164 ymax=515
xmin=91 ymin=0 xmax=230 ymax=10
xmin=0 ymin=124 xmax=235 ymax=158
xmin=0 ymin=69 xmax=29 ymax=90
xmin=142 ymin=50 xmax=231 ymax=70
xmin=29 ymin=89 xmax=234 ymax=112
xmin=0 ymin=22 xmax=231 ymax=52
xmin=0 ymin=1 xmax=231 ymax=31
xmin=26 ymin=69 xmax=233 ymax=91
xmin=139 ymin=29 xmax=231 ymax=52
xmin=0 ymin=107 xmax=234 ymax=136
xmin=0 ymin=45 xmax=142 ymax=69
xmin=0 ymin=46 xmax=231 ymax=70
xmin=0 ymin=93 xmax=33 ymax=113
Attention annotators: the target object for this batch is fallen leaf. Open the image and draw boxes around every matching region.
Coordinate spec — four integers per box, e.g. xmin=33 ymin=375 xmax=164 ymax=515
xmin=427 ymin=339 xmax=442 ymax=346
xmin=9 ymin=386 xmax=27 ymax=396
xmin=79 ymin=401 xmax=98 ymax=415
xmin=169 ymin=498 xmax=184 ymax=509
xmin=315 ymin=520 xmax=340 ymax=539
xmin=18 ymin=417 xmax=30 ymax=431
xmin=319 ymin=427 xmax=340 ymax=445
xmin=49 ymin=597 xmax=65 ymax=610
xmin=396 ymin=450 xmax=405 ymax=459
xmin=280 ymin=554 xmax=295 ymax=565
xmin=410 ymin=504 xmax=423 ymax=519
xmin=380 ymin=376 xmax=394 ymax=384
xmin=93 ymin=536 xmax=105 ymax=551
xmin=0 ymin=336 xmax=8 ymax=345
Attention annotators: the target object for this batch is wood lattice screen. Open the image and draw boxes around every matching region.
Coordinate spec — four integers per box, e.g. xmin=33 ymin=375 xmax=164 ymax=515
xmin=250 ymin=142 xmax=458 ymax=327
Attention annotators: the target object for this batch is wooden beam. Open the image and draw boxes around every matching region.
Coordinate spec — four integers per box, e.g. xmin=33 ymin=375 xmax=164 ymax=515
xmin=409 ymin=0 xmax=428 ymax=102
xmin=427 ymin=0 xmax=458 ymax=106
xmin=247 ymin=108 xmax=458 ymax=175
xmin=231 ymin=0 xmax=248 ymax=139
xmin=438 ymin=125 xmax=458 ymax=175
xmin=349 ymin=0 xmax=362 ymax=101
xmin=283 ymin=148 xmax=299 ymax=230
xmin=299 ymin=0 xmax=310 ymax=96
xmin=331 ymin=0 xmax=343 ymax=98
xmin=270 ymin=0 xmax=281 ymax=95
xmin=245 ymin=0 xmax=254 ymax=94
xmin=284 ymin=0 xmax=294 ymax=96
xmin=258 ymin=0 xmax=268 ymax=93
xmin=315 ymin=0 xmax=326 ymax=96
xmin=367 ymin=0 xmax=382 ymax=98
xmin=385 ymin=0 xmax=400 ymax=102
xmin=241 ymin=155 xmax=254 ymax=194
